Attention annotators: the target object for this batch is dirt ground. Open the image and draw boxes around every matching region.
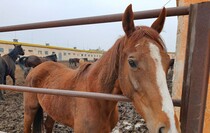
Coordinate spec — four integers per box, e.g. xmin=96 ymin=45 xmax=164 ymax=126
xmin=0 ymin=62 xmax=173 ymax=133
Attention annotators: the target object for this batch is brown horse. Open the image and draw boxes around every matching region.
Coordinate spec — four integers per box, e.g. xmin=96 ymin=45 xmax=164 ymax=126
xmin=24 ymin=5 xmax=181 ymax=133
xmin=18 ymin=54 xmax=57 ymax=78
xmin=19 ymin=54 xmax=57 ymax=68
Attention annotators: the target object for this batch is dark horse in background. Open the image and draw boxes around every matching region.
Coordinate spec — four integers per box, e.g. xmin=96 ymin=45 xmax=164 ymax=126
xmin=68 ymin=58 xmax=80 ymax=67
xmin=0 ymin=44 xmax=24 ymax=100
xmin=18 ymin=54 xmax=57 ymax=78
xmin=69 ymin=58 xmax=88 ymax=67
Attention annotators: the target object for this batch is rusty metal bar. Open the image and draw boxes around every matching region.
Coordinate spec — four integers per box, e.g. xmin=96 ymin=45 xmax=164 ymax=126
xmin=180 ymin=2 xmax=210 ymax=133
xmin=0 ymin=6 xmax=189 ymax=32
xmin=0 ymin=84 xmax=181 ymax=106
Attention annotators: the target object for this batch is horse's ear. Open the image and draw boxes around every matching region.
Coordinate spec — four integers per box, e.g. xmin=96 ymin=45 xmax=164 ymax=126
xmin=122 ymin=4 xmax=135 ymax=37
xmin=151 ymin=7 xmax=166 ymax=33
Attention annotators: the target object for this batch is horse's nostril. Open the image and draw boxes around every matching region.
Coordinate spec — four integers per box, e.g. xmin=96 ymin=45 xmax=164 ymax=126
xmin=159 ymin=126 xmax=165 ymax=133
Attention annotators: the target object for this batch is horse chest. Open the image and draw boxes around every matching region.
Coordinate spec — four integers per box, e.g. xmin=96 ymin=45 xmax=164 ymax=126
xmin=73 ymin=100 xmax=118 ymax=130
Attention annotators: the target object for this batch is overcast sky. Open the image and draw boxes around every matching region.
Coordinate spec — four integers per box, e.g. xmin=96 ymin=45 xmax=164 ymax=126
xmin=0 ymin=0 xmax=177 ymax=52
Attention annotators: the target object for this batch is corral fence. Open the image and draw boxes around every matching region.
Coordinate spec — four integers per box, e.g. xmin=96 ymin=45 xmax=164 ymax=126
xmin=0 ymin=2 xmax=210 ymax=133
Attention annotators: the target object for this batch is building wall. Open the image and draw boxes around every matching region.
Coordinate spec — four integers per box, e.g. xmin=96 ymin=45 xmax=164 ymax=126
xmin=0 ymin=40 xmax=103 ymax=61
xmin=175 ymin=0 xmax=210 ymax=132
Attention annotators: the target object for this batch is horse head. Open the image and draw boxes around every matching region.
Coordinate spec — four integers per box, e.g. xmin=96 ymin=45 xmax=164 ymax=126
xmin=118 ymin=5 xmax=180 ymax=133
xmin=14 ymin=44 xmax=25 ymax=56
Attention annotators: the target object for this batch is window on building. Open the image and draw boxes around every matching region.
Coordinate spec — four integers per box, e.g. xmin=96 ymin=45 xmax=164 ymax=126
xmin=64 ymin=52 xmax=66 ymax=56
xmin=81 ymin=54 xmax=83 ymax=56
xmin=73 ymin=53 xmax=75 ymax=55
xmin=68 ymin=53 xmax=71 ymax=55
xmin=45 ymin=51 xmax=48 ymax=55
xmin=38 ymin=51 xmax=42 ymax=55
xmin=28 ymin=50 xmax=33 ymax=52
xmin=0 ymin=48 xmax=4 ymax=52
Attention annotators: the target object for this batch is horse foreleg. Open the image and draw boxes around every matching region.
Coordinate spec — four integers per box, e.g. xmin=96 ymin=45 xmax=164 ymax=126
xmin=44 ymin=115 xmax=55 ymax=133
xmin=2 ymin=76 xmax=6 ymax=94
xmin=11 ymin=74 xmax=16 ymax=85
xmin=3 ymin=76 xmax=6 ymax=85
xmin=0 ymin=90 xmax=4 ymax=100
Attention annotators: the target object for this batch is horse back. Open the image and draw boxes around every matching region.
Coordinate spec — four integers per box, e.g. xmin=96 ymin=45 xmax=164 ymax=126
xmin=26 ymin=55 xmax=42 ymax=67
xmin=26 ymin=61 xmax=75 ymax=89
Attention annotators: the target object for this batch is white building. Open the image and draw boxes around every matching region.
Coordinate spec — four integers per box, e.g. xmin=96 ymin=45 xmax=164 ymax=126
xmin=0 ymin=40 xmax=103 ymax=61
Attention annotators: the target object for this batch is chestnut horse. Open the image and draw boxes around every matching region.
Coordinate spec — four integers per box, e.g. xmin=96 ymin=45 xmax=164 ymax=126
xmin=24 ymin=5 xmax=180 ymax=133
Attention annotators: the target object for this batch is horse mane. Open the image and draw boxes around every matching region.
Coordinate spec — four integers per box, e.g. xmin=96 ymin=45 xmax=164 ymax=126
xmin=70 ymin=37 xmax=123 ymax=91
xmin=73 ymin=62 xmax=92 ymax=80
xmin=99 ymin=37 xmax=124 ymax=90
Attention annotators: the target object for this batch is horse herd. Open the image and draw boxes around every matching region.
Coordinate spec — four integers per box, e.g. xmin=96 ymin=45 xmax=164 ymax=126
xmin=0 ymin=5 xmax=180 ymax=133
xmin=0 ymin=45 xmax=91 ymax=99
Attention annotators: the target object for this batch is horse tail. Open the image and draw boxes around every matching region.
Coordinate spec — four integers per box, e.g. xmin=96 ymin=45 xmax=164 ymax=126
xmin=33 ymin=106 xmax=43 ymax=133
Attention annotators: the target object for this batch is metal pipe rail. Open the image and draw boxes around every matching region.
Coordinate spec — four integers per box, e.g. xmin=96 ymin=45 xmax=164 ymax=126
xmin=0 ymin=6 xmax=189 ymax=32
xmin=0 ymin=84 xmax=181 ymax=106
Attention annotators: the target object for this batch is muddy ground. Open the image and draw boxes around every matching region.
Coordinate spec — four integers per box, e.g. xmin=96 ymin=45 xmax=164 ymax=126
xmin=0 ymin=62 xmax=173 ymax=133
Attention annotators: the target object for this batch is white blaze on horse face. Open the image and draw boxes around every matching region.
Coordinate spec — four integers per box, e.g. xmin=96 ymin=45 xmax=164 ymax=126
xmin=129 ymin=74 xmax=139 ymax=90
xmin=149 ymin=43 xmax=178 ymax=133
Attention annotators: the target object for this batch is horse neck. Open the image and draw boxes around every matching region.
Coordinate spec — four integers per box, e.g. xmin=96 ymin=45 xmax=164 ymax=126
xmin=89 ymin=38 xmax=124 ymax=93
xmin=8 ymin=49 xmax=19 ymax=62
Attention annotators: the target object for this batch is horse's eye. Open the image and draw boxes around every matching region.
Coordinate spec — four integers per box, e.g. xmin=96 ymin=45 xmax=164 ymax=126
xmin=128 ymin=59 xmax=137 ymax=68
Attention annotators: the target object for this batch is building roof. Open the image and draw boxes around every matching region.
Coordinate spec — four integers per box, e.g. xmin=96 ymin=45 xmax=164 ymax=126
xmin=0 ymin=40 xmax=103 ymax=54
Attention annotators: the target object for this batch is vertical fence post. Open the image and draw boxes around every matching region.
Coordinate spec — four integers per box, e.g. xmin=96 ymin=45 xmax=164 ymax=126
xmin=180 ymin=2 xmax=210 ymax=133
